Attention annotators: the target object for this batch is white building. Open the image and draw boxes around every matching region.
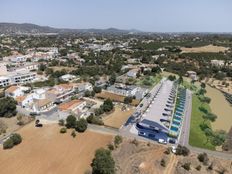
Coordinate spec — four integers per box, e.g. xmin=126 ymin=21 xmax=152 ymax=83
xmin=60 ymin=74 xmax=76 ymax=82
xmin=0 ymin=76 xmax=10 ymax=87
xmin=127 ymin=69 xmax=139 ymax=78
xmin=8 ymin=70 xmax=36 ymax=85
xmin=5 ymin=86 xmax=30 ymax=98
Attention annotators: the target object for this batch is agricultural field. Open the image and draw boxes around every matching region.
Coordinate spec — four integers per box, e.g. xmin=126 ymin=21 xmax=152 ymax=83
xmin=0 ymin=123 xmax=113 ymax=174
xmin=103 ymin=105 xmax=135 ymax=128
xmin=95 ymin=90 xmax=140 ymax=106
xmin=181 ymin=44 xmax=229 ymax=53
xmin=189 ymin=95 xmax=215 ymax=150
xmin=206 ymin=85 xmax=232 ymax=132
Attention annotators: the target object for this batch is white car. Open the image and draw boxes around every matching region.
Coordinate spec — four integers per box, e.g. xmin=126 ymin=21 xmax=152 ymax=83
xmin=158 ymin=139 xmax=167 ymax=144
xmin=171 ymin=146 xmax=177 ymax=154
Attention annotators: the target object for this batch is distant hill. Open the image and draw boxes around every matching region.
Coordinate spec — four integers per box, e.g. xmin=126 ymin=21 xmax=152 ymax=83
xmin=0 ymin=22 xmax=142 ymax=35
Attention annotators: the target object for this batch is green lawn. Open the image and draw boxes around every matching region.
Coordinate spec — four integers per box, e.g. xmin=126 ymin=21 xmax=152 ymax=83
xmin=189 ymin=94 xmax=215 ymax=150
xmin=136 ymin=74 xmax=162 ymax=88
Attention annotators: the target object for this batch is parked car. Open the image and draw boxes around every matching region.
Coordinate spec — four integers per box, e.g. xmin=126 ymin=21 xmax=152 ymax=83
xmin=169 ymin=138 xmax=176 ymax=144
xmin=158 ymin=139 xmax=167 ymax=144
xmin=30 ymin=112 xmax=40 ymax=116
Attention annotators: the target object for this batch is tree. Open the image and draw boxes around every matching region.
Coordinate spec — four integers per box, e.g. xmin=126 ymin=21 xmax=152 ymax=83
xmin=109 ymin=73 xmax=116 ymax=85
xmin=0 ymin=97 xmax=17 ymax=118
xmin=92 ymin=148 xmax=115 ymax=174
xmin=178 ymin=75 xmax=183 ymax=84
xmin=10 ymin=133 xmax=22 ymax=145
xmin=198 ymin=88 xmax=207 ymax=96
xmin=124 ymin=96 xmax=133 ymax=104
xmin=201 ymin=82 xmax=206 ymax=89
xmin=75 ymin=118 xmax=88 ymax=132
xmin=211 ymin=130 xmax=226 ymax=147
xmin=204 ymin=128 xmax=213 ymax=145
xmin=182 ymin=162 xmax=191 ymax=171
xmin=202 ymin=113 xmax=217 ymax=124
xmin=93 ymin=86 xmax=102 ymax=93
xmin=114 ymin=135 xmax=123 ymax=147
xmin=101 ymin=99 xmax=114 ymax=112
xmin=3 ymin=138 xmax=14 ymax=149
xmin=168 ymin=75 xmax=176 ymax=81
xmin=60 ymin=127 xmax=67 ymax=133
xmin=197 ymin=153 xmax=209 ymax=165
xmin=176 ymin=145 xmax=190 ymax=156
xmin=66 ymin=115 xmax=77 ymax=128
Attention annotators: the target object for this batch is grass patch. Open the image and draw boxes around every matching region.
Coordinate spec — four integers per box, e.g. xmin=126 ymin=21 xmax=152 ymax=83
xmin=182 ymin=81 xmax=197 ymax=92
xmin=189 ymin=95 xmax=215 ymax=150
xmin=136 ymin=74 xmax=162 ymax=88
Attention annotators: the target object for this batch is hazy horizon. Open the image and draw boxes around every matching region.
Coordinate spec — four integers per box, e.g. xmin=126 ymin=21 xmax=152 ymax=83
xmin=0 ymin=0 xmax=232 ymax=32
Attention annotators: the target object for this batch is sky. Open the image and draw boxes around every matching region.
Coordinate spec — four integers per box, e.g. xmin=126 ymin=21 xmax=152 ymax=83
xmin=0 ymin=0 xmax=232 ymax=32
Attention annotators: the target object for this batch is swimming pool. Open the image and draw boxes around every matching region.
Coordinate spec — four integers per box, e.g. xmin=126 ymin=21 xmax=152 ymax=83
xmin=170 ymin=126 xmax=179 ymax=132
xmin=172 ymin=121 xmax=180 ymax=126
xmin=174 ymin=116 xmax=182 ymax=121
xmin=175 ymin=112 xmax=182 ymax=117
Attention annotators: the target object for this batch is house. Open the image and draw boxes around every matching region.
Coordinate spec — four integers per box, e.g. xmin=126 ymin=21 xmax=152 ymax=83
xmin=0 ymin=62 xmax=8 ymax=76
xmin=211 ymin=60 xmax=225 ymax=67
xmin=107 ymin=83 xmax=148 ymax=100
xmin=10 ymin=55 xmax=27 ymax=63
xmin=32 ymin=99 xmax=54 ymax=113
xmin=126 ymin=69 xmax=139 ymax=78
xmin=60 ymin=74 xmax=77 ymax=82
xmin=76 ymin=82 xmax=93 ymax=92
xmin=58 ymin=99 xmax=87 ymax=118
xmin=5 ymin=86 xmax=30 ymax=98
xmin=8 ymin=70 xmax=37 ymax=85
xmin=0 ymin=76 xmax=10 ymax=87
xmin=46 ymin=84 xmax=75 ymax=103
xmin=186 ymin=71 xmax=198 ymax=81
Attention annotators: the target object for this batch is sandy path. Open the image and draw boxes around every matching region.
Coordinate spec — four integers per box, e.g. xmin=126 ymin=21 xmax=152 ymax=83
xmin=164 ymin=154 xmax=177 ymax=174
xmin=206 ymin=85 xmax=232 ymax=132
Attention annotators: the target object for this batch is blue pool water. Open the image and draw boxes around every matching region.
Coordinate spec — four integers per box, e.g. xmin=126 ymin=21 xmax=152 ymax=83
xmin=175 ymin=112 xmax=182 ymax=117
xmin=172 ymin=121 xmax=180 ymax=126
xmin=174 ymin=116 xmax=181 ymax=121
xmin=170 ymin=126 xmax=179 ymax=132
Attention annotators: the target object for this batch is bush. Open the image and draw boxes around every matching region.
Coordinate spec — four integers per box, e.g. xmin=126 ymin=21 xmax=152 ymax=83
xmin=131 ymin=138 xmax=139 ymax=146
xmin=66 ymin=115 xmax=77 ymax=128
xmin=195 ymin=165 xmax=201 ymax=171
xmin=58 ymin=119 xmax=65 ymax=126
xmin=182 ymin=162 xmax=191 ymax=171
xmin=87 ymin=115 xmax=104 ymax=125
xmin=197 ymin=153 xmax=209 ymax=165
xmin=92 ymin=148 xmax=115 ymax=174
xmin=114 ymin=135 xmax=123 ymax=147
xmin=71 ymin=130 xmax=76 ymax=138
xmin=60 ymin=127 xmax=67 ymax=133
xmin=75 ymin=118 xmax=88 ymax=132
xmin=160 ymin=159 xmax=166 ymax=167
xmin=176 ymin=145 xmax=190 ymax=156
xmin=107 ymin=144 xmax=114 ymax=151
xmin=3 ymin=138 xmax=14 ymax=149
xmin=11 ymin=133 xmax=22 ymax=145
xmin=124 ymin=96 xmax=133 ymax=104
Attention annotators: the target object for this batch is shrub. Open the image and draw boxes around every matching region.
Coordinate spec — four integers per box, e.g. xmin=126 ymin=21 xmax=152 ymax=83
xmin=3 ymin=138 xmax=14 ymax=149
xmin=107 ymin=144 xmax=114 ymax=151
xmin=197 ymin=153 xmax=209 ymax=165
xmin=114 ymin=135 xmax=123 ymax=147
xmin=131 ymin=138 xmax=139 ymax=146
xmin=75 ymin=118 xmax=88 ymax=132
xmin=60 ymin=127 xmax=67 ymax=133
xmin=0 ymin=97 xmax=17 ymax=118
xmin=195 ymin=165 xmax=201 ymax=171
xmin=11 ymin=133 xmax=22 ymax=145
xmin=58 ymin=119 xmax=65 ymax=126
xmin=176 ymin=145 xmax=190 ymax=156
xmin=87 ymin=115 xmax=104 ymax=125
xmin=182 ymin=162 xmax=191 ymax=171
xmin=71 ymin=130 xmax=76 ymax=138
xmin=208 ymin=163 xmax=214 ymax=170
xmin=160 ymin=159 xmax=166 ymax=167
xmin=66 ymin=115 xmax=77 ymax=128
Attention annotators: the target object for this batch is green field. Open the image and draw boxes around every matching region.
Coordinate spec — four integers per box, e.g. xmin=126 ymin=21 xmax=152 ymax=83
xmin=135 ymin=74 xmax=162 ymax=88
xmin=189 ymin=95 xmax=215 ymax=150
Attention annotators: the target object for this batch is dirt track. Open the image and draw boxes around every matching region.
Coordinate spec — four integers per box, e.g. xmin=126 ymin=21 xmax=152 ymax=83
xmin=0 ymin=123 xmax=112 ymax=174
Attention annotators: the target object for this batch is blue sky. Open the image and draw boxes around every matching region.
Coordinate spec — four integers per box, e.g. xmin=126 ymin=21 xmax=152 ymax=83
xmin=0 ymin=0 xmax=231 ymax=32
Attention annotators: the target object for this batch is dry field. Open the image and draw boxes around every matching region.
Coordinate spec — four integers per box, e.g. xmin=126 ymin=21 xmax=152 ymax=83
xmin=207 ymin=78 xmax=232 ymax=95
xmin=0 ymin=115 xmax=33 ymax=139
xmin=103 ymin=105 xmax=135 ymax=128
xmin=96 ymin=90 xmax=140 ymax=106
xmin=0 ymin=123 xmax=113 ymax=174
xmin=113 ymin=139 xmax=232 ymax=174
xmin=181 ymin=44 xmax=229 ymax=53
xmin=50 ymin=66 xmax=77 ymax=72
xmin=206 ymin=85 xmax=232 ymax=132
